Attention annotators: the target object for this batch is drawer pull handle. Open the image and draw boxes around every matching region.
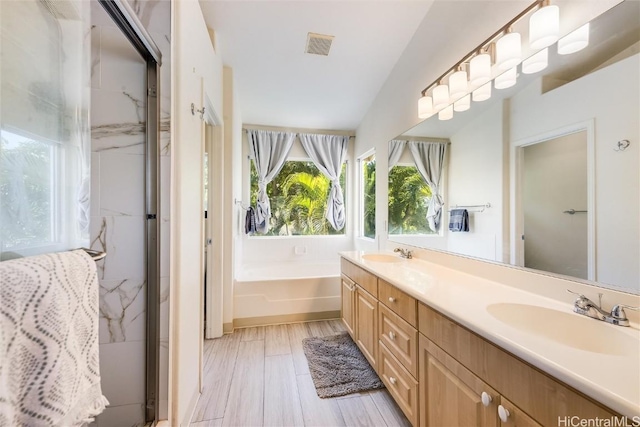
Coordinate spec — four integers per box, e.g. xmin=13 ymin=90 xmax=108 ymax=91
xmin=481 ymin=392 xmax=492 ymax=407
xmin=498 ymin=405 xmax=510 ymax=422
xmin=389 ymin=331 xmax=396 ymax=340
xmin=388 ymin=297 xmax=396 ymax=303
xmin=389 ymin=377 xmax=397 ymax=385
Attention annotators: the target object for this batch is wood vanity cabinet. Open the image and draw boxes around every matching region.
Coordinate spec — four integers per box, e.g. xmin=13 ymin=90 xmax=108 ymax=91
xmin=418 ymin=302 xmax=617 ymax=427
xmin=355 ymin=285 xmax=378 ymax=369
xmin=340 ymin=257 xmax=618 ymax=427
xmin=341 ymin=259 xmax=378 ymax=369
xmin=340 ymin=274 xmax=355 ymax=337
xmin=419 ymin=334 xmax=500 ymax=427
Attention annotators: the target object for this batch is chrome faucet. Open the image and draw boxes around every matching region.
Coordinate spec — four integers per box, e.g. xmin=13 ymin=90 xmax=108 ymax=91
xmin=393 ymin=247 xmax=413 ymax=259
xmin=567 ymin=289 xmax=638 ymax=327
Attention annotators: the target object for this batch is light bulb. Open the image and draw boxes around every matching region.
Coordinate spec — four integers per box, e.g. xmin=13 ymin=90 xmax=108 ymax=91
xmin=418 ymin=95 xmax=434 ymax=119
xmin=469 ymin=53 xmax=492 ymax=87
xmin=472 ymin=82 xmax=492 ymax=102
xmin=522 ymin=48 xmax=548 ymax=74
xmin=454 ymin=94 xmax=470 ymax=112
xmin=449 ymin=69 xmax=468 ymax=99
xmin=496 ymin=32 xmax=522 ymax=71
xmin=529 ymin=4 xmax=559 ymax=50
xmin=438 ymin=105 xmax=454 ymax=121
xmin=432 ymin=84 xmax=450 ymax=110
xmin=558 ymin=23 xmax=590 ymax=55
xmin=494 ymin=67 xmax=517 ymax=89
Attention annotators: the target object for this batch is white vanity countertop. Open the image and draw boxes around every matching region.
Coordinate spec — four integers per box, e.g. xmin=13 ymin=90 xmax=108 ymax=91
xmin=339 ymin=251 xmax=640 ymax=418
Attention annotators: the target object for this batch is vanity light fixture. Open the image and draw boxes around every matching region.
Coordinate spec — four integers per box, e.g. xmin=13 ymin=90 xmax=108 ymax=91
xmin=522 ymin=47 xmax=548 ymax=74
xmin=418 ymin=94 xmax=434 ymax=119
xmin=438 ymin=104 xmax=454 ymax=121
xmin=417 ymin=0 xmax=572 ymax=119
xmin=496 ymin=28 xmax=522 ymax=71
xmin=529 ymin=0 xmax=560 ymax=50
xmin=558 ymin=23 xmax=590 ymax=55
xmin=469 ymin=50 xmax=492 ymax=87
xmin=472 ymin=82 xmax=492 ymax=102
xmin=494 ymin=67 xmax=518 ymax=89
xmin=454 ymin=94 xmax=471 ymax=112
xmin=432 ymin=83 xmax=450 ymax=110
xmin=449 ymin=66 xmax=469 ymax=99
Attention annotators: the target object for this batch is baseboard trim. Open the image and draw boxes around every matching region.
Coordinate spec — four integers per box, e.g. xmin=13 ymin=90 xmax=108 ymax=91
xmin=223 ymin=322 xmax=234 ymax=334
xmin=233 ymin=311 xmax=341 ymax=329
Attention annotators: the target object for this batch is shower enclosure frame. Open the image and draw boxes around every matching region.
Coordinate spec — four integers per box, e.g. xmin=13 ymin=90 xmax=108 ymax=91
xmin=97 ymin=0 xmax=162 ymax=423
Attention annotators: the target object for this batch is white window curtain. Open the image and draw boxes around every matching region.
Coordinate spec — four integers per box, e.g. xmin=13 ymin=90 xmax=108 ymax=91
xmin=298 ymin=133 xmax=349 ymax=231
xmin=388 ymin=139 xmax=407 ymax=170
xmin=408 ymin=141 xmax=448 ymax=232
xmin=247 ymin=129 xmax=296 ymax=234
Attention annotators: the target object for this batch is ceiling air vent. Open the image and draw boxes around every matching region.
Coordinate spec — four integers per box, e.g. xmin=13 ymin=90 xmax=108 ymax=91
xmin=305 ymin=32 xmax=334 ymax=56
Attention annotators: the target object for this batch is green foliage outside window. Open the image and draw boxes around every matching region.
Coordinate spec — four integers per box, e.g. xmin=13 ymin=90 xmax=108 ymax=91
xmin=362 ymin=156 xmax=376 ymax=239
xmin=250 ymin=161 xmax=346 ymax=236
xmin=388 ymin=165 xmax=433 ymax=235
xmin=0 ymin=132 xmax=53 ymax=249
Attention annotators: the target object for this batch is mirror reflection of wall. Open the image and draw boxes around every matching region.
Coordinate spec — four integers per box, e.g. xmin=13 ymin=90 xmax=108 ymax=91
xmin=387 ymin=0 xmax=640 ymax=294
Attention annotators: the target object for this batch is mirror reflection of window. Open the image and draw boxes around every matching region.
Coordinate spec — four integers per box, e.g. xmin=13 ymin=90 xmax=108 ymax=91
xmin=388 ymin=164 xmax=433 ymax=235
xmin=360 ymin=153 xmax=376 ymax=239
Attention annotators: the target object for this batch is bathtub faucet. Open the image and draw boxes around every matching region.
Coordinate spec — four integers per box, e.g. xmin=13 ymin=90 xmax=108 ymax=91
xmin=393 ymin=248 xmax=413 ymax=259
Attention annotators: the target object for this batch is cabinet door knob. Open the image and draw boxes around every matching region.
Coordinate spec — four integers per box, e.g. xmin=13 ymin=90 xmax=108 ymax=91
xmin=389 ymin=331 xmax=396 ymax=340
xmin=498 ymin=405 xmax=510 ymax=422
xmin=389 ymin=377 xmax=397 ymax=385
xmin=388 ymin=297 xmax=396 ymax=303
xmin=481 ymin=392 xmax=492 ymax=407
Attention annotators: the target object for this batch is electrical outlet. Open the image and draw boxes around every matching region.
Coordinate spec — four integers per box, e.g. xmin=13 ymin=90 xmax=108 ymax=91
xmin=294 ymin=246 xmax=307 ymax=255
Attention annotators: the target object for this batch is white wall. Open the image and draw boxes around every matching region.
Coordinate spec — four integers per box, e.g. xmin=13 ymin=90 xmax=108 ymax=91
xmin=170 ymin=0 xmax=223 ymax=425
xmin=510 ymin=54 xmax=639 ymax=292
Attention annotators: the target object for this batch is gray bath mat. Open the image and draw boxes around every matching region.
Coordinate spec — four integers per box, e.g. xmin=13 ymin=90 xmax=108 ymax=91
xmin=302 ymin=332 xmax=384 ymax=398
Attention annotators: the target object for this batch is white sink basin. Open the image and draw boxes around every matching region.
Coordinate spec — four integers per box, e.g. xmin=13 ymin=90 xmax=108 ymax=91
xmin=362 ymin=253 xmax=404 ymax=263
xmin=487 ymin=303 xmax=639 ymax=356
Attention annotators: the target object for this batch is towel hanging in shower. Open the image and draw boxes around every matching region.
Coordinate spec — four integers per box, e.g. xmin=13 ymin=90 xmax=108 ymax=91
xmin=0 ymin=250 xmax=108 ymax=426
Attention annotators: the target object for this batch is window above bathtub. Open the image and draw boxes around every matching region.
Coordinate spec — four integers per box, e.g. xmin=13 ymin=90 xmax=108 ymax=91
xmin=249 ymin=160 xmax=347 ymax=236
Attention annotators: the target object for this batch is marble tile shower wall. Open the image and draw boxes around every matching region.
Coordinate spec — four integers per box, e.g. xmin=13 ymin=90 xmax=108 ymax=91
xmin=89 ymin=1 xmax=170 ymax=426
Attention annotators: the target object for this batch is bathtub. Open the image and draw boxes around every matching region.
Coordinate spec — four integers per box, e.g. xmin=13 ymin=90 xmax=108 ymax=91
xmin=234 ymin=261 xmax=342 ymax=326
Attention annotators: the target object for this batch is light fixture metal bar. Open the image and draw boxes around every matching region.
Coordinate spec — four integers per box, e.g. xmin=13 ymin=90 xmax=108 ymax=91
xmin=421 ymin=0 xmax=544 ymax=95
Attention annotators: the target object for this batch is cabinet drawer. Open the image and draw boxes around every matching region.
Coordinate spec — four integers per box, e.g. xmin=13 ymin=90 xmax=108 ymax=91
xmin=341 ymin=258 xmax=377 ymax=296
xmin=379 ymin=303 xmax=418 ymax=378
xmin=379 ymin=279 xmax=417 ymax=327
xmin=379 ymin=343 xmax=419 ymax=426
xmin=418 ymin=303 xmax=618 ymax=425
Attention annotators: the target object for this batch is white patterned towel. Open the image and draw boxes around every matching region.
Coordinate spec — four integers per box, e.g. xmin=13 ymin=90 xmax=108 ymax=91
xmin=0 ymin=250 xmax=109 ymax=426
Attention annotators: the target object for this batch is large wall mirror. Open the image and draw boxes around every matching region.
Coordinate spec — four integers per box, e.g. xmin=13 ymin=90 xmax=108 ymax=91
xmin=387 ymin=0 xmax=639 ymax=294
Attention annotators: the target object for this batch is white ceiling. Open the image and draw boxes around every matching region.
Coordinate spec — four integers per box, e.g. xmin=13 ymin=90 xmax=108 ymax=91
xmin=199 ymin=0 xmax=433 ymax=130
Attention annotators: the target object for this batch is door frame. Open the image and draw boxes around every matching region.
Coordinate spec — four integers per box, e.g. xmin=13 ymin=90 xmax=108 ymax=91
xmin=97 ymin=0 xmax=162 ymax=422
xmin=510 ymin=119 xmax=596 ymax=280
xmin=202 ymin=94 xmax=224 ymax=340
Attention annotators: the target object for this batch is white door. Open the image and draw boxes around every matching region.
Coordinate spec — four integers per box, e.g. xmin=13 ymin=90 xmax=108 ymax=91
xmin=522 ymin=131 xmax=588 ymax=279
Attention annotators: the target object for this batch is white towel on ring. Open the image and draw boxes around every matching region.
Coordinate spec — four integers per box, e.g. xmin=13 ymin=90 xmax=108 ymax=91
xmin=0 ymin=250 xmax=108 ymax=426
